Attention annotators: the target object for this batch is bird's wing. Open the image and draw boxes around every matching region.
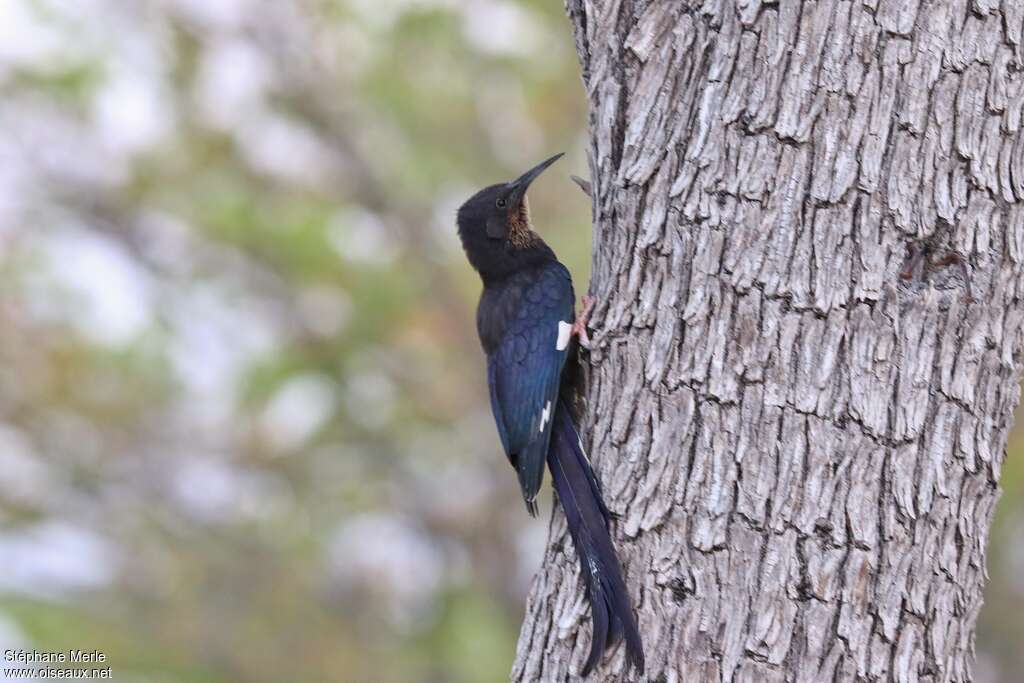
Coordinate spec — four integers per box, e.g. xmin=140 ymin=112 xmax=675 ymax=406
xmin=487 ymin=263 xmax=575 ymax=514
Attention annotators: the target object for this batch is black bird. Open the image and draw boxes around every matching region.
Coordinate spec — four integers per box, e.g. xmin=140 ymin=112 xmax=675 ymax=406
xmin=456 ymin=154 xmax=644 ymax=676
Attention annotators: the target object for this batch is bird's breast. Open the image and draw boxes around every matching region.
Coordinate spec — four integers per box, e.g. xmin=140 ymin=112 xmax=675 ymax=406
xmin=477 ymin=283 xmax=523 ymax=354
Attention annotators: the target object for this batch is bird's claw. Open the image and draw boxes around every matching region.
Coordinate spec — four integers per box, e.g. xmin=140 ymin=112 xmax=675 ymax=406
xmin=570 ymin=175 xmax=592 ymax=198
xmin=572 ymin=295 xmax=595 ymax=350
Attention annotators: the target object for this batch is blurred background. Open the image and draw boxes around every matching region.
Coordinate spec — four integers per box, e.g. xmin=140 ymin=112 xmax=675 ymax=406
xmin=0 ymin=1 xmax=1019 ymax=681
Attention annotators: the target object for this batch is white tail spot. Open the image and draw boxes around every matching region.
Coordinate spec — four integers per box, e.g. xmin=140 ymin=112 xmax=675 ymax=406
xmin=556 ymin=321 xmax=572 ymax=350
xmin=577 ymin=434 xmax=594 ymax=465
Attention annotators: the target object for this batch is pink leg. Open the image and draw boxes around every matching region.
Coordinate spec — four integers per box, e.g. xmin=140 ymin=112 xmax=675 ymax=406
xmin=571 ymin=295 xmax=595 ymax=349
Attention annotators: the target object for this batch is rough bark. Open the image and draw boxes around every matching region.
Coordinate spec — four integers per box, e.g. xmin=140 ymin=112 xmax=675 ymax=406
xmin=512 ymin=1 xmax=1024 ymax=681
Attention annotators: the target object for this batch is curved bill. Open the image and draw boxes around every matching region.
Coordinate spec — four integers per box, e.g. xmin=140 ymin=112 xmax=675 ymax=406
xmin=508 ymin=153 xmax=564 ymax=205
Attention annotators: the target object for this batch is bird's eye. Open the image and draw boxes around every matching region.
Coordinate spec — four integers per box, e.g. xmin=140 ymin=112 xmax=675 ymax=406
xmin=496 ymin=198 xmax=507 ymax=208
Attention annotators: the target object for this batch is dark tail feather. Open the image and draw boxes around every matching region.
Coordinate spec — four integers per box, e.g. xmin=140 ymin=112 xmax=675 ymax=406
xmin=516 ymin=437 xmax=547 ymax=517
xmin=547 ymin=400 xmax=644 ymax=675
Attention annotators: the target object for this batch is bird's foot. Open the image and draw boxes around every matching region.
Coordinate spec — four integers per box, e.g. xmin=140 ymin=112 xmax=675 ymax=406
xmin=572 ymin=295 xmax=595 ymax=349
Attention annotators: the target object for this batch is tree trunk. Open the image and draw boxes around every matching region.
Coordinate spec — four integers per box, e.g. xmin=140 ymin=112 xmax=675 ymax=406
xmin=512 ymin=1 xmax=1024 ymax=681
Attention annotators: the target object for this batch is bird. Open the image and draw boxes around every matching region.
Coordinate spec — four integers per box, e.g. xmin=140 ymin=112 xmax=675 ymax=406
xmin=456 ymin=153 xmax=645 ymax=676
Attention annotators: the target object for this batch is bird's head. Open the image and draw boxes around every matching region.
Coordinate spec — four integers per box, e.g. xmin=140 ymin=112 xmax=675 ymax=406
xmin=457 ymin=153 xmax=563 ymax=279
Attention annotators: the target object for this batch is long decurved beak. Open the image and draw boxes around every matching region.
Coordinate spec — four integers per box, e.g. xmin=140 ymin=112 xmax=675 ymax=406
xmin=508 ymin=153 xmax=564 ymax=205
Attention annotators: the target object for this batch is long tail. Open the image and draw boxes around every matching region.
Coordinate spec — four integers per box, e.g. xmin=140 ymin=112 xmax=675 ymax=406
xmin=547 ymin=400 xmax=644 ymax=675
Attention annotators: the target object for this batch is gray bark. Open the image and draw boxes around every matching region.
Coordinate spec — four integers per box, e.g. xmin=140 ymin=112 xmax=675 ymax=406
xmin=512 ymin=1 xmax=1024 ymax=681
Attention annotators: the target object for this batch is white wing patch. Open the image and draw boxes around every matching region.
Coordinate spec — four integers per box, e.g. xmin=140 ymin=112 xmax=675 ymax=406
xmin=539 ymin=400 xmax=551 ymax=433
xmin=556 ymin=321 xmax=572 ymax=351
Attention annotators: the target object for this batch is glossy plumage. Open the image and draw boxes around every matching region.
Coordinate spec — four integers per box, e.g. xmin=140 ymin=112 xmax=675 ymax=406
xmin=457 ymin=155 xmax=644 ymax=675
xmin=549 ymin=399 xmax=644 ymax=674
xmin=482 ymin=261 xmax=574 ymax=514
